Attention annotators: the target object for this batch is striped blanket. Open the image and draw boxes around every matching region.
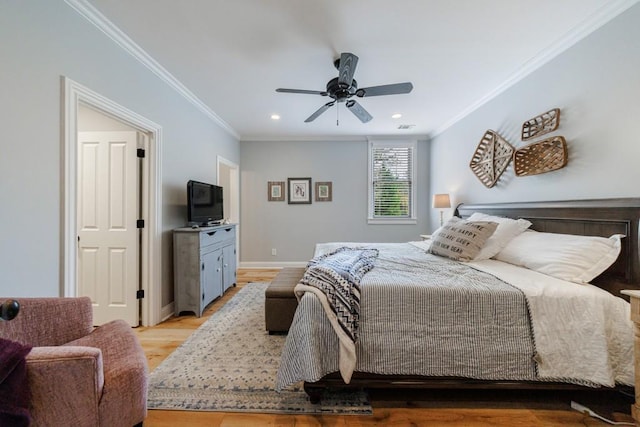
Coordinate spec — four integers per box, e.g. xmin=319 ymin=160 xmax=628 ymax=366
xmin=294 ymin=247 xmax=378 ymax=382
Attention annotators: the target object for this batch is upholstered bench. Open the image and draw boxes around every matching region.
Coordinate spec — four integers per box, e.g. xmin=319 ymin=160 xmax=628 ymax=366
xmin=265 ymin=267 xmax=305 ymax=333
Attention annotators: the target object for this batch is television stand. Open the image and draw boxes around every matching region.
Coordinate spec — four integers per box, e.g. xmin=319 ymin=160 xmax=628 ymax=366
xmin=173 ymin=224 xmax=237 ymax=317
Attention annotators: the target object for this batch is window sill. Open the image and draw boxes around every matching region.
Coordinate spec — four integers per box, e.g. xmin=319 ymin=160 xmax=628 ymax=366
xmin=367 ymin=218 xmax=417 ymax=225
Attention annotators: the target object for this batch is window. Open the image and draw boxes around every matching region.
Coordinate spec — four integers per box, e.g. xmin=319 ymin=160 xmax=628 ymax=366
xmin=368 ymin=139 xmax=417 ymax=224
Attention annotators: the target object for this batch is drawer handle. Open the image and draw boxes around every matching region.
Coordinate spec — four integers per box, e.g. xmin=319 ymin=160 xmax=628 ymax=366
xmin=207 ymin=231 xmax=217 ymax=236
xmin=216 ymin=268 xmax=221 ymax=273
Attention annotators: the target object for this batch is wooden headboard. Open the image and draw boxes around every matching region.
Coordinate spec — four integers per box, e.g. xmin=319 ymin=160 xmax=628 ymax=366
xmin=455 ymin=198 xmax=640 ymax=299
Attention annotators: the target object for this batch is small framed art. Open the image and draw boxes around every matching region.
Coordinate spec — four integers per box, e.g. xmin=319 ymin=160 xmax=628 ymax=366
xmin=268 ymin=181 xmax=285 ymax=201
xmin=287 ymin=177 xmax=312 ymax=204
xmin=315 ymin=181 xmax=332 ymax=202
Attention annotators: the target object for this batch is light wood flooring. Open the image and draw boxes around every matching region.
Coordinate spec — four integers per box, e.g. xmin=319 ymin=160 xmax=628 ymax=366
xmin=135 ymin=269 xmax=635 ymax=426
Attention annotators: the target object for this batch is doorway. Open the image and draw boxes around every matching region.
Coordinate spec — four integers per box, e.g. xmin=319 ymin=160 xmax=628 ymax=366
xmin=63 ymin=77 xmax=163 ymax=326
xmin=217 ymin=156 xmax=240 ymax=265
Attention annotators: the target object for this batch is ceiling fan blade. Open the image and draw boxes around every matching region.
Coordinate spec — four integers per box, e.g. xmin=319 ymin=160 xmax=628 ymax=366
xmin=305 ymin=101 xmax=335 ymax=123
xmin=276 ymin=88 xmax=328 ymax=96
xmin=356 ymin=82 xmax=413 ymax=97
xmin=346 ymin=100 xmax=373 ymax=123
xmin=337 ymin=52 xmax=359 ymax=87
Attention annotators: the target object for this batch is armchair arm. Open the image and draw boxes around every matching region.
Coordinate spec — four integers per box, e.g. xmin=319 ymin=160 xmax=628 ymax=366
xmin=26 ymin=346 xmax=104 ymax=427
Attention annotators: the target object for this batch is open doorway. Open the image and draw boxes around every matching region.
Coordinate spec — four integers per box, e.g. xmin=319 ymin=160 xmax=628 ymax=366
xmin=63 ymin=77 xmax=163 ymax=326
xmin=217 ymin=156 xmax=240 ymax=265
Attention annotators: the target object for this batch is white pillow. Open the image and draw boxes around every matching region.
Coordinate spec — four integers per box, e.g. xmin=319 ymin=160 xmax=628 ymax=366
xmin=495 ymin=230 xmax=624 ymax=284
xmin=467 ymin=212 xmax=532 ymax=260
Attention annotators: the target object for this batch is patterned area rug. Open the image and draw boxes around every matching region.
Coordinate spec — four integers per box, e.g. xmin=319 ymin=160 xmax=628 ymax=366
xmin=147 ymin=282 xmax=372 ymax=414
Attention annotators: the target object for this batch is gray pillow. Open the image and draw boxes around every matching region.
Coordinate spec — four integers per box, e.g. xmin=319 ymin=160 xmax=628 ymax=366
xmin=429 ymin=217 xmax=498 ymax=262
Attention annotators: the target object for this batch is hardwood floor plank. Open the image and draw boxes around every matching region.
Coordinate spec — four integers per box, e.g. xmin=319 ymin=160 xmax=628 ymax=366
xmin=136 ymin=268 xmax=633 ymax=426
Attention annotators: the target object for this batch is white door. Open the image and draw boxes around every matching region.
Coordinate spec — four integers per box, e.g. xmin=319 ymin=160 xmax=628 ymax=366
xmin=77 ymin=131 xmax=139 ymax=326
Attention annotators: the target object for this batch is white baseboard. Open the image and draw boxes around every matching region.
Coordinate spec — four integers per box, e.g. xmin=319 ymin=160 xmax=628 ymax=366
xmin=160 ymin=302 xmax=175 ymax=322
xmin=239 ymin=261 xmax=307 ymax=269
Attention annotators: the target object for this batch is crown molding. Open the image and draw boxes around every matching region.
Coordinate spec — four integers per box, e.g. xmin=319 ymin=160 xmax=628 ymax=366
xmin=64 ymin=0 xmax=240 ymax=140
xmin=431 ymin=0 xmax=640 ymax=137
xmin=240 ymin=134 xmax=430 ymax=143
xmin=240 ymin=135 xmax=367 ymax=143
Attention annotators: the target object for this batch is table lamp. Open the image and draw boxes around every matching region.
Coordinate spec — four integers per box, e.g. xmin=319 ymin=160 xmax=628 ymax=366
xmin=433 ymin=194 xmax=451 ymax=226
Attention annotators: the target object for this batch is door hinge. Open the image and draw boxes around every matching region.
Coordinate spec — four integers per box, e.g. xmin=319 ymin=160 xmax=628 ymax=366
xmin=136 ymin=289 xmax=145 ymax=299
xmin=137 ymin=219 xmax=144 ymax=228
xmin=137 ymin=148 xmax=145 ymax=158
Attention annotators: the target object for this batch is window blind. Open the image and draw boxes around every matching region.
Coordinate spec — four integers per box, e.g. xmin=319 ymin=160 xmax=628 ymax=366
xmin=371 ymin=145 xmax=413 ymax=218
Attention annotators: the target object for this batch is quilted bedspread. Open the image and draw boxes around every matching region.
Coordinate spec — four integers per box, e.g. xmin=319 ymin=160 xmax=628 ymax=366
xmin=277 ymin=243 xmax=537 ymax=390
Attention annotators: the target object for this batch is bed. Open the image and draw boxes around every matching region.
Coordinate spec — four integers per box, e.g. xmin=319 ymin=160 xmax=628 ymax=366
xmin=275 ymin=199 xmax=640 ymax=403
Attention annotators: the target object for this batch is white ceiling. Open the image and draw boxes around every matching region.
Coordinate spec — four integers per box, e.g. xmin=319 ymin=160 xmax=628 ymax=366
xmin=84 ymin=0 xmax=633 ymax=140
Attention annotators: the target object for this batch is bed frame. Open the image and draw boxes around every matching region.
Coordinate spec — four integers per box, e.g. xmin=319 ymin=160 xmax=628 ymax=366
xmin=303 ymin=198 xmax=640 ymax=403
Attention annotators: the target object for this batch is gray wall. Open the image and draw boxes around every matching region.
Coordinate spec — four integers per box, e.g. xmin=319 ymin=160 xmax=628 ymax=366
xmin=429 ymin=3 xmax=640 ymax=231
xmin=240 ymin=139 xmax=430 ymax=265
xmin=0 ymin=1 xmax=239 ymax=305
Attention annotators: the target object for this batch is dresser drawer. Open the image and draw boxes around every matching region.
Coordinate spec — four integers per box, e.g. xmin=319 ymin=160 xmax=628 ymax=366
xmin=200 ymin=227 xmax=235 ymax=248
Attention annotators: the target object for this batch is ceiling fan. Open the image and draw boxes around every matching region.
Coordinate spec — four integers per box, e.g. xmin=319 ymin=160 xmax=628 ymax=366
xmin=276 ymin=52 xmax=413 ymax=124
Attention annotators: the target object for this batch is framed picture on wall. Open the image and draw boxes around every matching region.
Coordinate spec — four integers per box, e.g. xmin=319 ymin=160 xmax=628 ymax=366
xmin=268 ymin=181 xmax=285 ymax=201
xmin=288 ymin=177 xmax=312 ymax=204
xmin=315 ymin=182 xmax=332 ymax=202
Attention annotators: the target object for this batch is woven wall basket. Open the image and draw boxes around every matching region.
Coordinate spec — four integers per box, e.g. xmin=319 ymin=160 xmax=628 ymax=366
xmin=521 ymin=108 xmax=560 ymax=141
xmin=513 ymin=136 xmax=568 ymax=177
xmin=469 ymin=130 xmax=515 ymax=188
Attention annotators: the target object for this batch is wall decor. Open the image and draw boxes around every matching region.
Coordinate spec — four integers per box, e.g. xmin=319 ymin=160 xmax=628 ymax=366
xmin=469 ymin=130 xmax=515 ymax=188
xmin=315 ymin=182 xmax=332 ymax=202
xmin=287 ymin=177 xmax=312 ymax=204
xmin=267 ymin=181 xmax=285 ymax=201
xmin=513 ymin=136 xmax=568 ymax=176
xmin=521 ymin=108 xmax=560 ymax=141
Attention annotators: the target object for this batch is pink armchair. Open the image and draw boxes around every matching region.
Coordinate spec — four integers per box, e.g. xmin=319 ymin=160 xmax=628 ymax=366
xmin=0 ymin=297 xmax=147 ymax=426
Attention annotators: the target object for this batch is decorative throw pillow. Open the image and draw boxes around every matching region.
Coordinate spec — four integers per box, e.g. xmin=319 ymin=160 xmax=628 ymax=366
xmin=467 ymin=212 xmax=532 ymax=260
xmin=429 ymin=217 xmax=498 ymax=262
xmin=495 ymin=230 xmax=624 ymax=284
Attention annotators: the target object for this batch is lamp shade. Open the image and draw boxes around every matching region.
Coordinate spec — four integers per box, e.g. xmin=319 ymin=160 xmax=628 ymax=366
xmin=432 ymin=193 xmax=451 ymax=209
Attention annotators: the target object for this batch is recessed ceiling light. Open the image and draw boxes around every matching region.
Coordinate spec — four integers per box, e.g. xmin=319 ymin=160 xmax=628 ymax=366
xmin=391 ymin=113 xmax=402 ymax=119
xmin=270 ymin=114 xmax=281 ymax=120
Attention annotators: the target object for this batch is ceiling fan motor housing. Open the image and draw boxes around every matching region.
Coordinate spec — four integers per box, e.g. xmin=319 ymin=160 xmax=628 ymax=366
xmin=326 ymin=77 xmax=357 ymax=102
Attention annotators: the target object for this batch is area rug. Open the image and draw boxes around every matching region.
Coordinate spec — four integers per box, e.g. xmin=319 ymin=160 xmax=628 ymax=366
xmin=147 ymin=282 xmax=372 ymax=414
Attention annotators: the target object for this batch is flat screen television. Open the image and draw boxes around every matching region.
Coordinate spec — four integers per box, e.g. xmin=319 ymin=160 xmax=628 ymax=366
xmin=187 ymin=180 xmax=223 ymax=226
